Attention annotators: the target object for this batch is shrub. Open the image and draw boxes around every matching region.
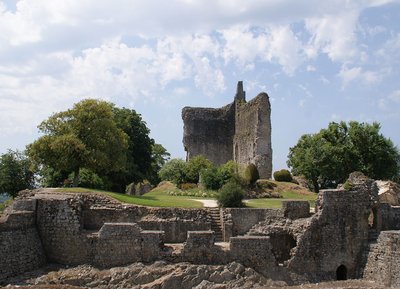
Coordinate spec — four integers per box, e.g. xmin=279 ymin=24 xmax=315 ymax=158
xmin=68 ymin=168 xmax=105 ymax=190
xmin=217 ymin=180 xmax=245 ymax=208
xmin=273 ymin=169 xmax=293 ymax=182
xmin=343 ymin=180 xmax=353 ymax=191
xmin=256 ymin=179 xmax=277 ymax=190
xmin=185 ymin=155 xmax=212 ymax=184
xmin=201 ymin=167 xmax=223 ymax=190
xmin=158 ymin=159 xmax=187 ymax=185
xmin=243 ymin=164 xmax=260 ymax=186
xmin=218 ymin=160 xmax=238 ymax=183
xmin=180 ymin=183 xmax=197 ymax=191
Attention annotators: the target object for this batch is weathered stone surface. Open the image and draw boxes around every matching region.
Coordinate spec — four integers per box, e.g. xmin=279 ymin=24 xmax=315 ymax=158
xmin=182 ymin=81 xmax=272 ymax=178
xmin=376 ymin=180 xmax=400 ymax=205
xmin=2 ymin=262 xmax=285 ymax=289
xmin=2 ymin=178 xmax=400 ymax=287
xmin=282 ymin=200 xmax=310 ymax=219
xmin=126 ymin=181 xmax=153 ymax=196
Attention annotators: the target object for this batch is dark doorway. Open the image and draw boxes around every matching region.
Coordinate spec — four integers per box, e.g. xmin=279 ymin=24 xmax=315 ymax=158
xmin=336 ymin=265 xmax=347 ymax=280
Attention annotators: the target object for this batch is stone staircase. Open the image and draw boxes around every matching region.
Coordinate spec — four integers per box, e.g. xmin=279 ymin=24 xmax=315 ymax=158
xmin=208 ymin=208 xmax=223 ymax=242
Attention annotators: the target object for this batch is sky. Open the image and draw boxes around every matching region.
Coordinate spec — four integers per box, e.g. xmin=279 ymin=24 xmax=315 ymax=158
xmin=0 ymin=0 xmax=400 ymax=171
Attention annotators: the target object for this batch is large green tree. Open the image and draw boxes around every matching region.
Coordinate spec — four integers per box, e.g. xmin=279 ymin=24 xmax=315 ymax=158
xmin=104 ymin=107 xmax=154 ymax=192
xmin=288 ymin=121 xmax=400 ymax=192
xmin=28 ymin=99 xmax=128 ymax=187
xmin=0 ymin=150 xmax=35 ymax=197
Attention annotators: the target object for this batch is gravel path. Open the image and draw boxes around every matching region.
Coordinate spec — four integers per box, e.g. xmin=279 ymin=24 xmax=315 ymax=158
xmin=191 ymin=199 xmax=218 ymax=207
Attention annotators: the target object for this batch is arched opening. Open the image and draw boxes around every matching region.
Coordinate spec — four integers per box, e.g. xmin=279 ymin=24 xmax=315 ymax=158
xmin=336 ymin=265 xmax=347 ymax=280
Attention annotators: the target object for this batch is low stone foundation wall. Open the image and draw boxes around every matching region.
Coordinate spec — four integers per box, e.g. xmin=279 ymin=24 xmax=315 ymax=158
xmin=223 ymin=208 xmax=282 ymax=240
xmin=0 ymin=204 xmax=46 ymax=281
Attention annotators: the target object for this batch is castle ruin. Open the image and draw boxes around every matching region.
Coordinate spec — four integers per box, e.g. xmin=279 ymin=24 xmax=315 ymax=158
xmin=2 ymin=174 xmax=400 ymax=287
xmin=182 ymin=81 xmax=272 ymax=178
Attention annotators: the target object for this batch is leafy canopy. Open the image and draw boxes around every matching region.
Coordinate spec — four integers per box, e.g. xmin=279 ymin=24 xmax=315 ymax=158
xmin=28 ymin=99 xmax=128 ymax=186
xmin=0 ymin=150 xmax=35 ymax=197
xmin=287 ymin=121 xmax=400 ymax=192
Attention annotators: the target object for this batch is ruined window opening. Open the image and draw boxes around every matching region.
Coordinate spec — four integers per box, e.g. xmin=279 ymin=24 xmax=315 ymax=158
xmin=269 ymin=232 xmax=297 ymax=264
xmin=368 ymin=208 xmax=377 ymax=229
xmin=336 ymin=265 xmax=347 ymax=280
xmin=234 ymin=143 xmax=239 ymax=162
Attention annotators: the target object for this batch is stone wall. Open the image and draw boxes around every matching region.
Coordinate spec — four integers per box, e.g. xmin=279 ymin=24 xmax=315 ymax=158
xmin=380 ymin=203 xmax=400 ymax=230
xmin=363 ymin=231 xmax=400 ymax=287
xmin=0 ymin=200 xmax=46 ymax=281
xmin=234 ymin=93 xmax=272 ymax=178
xmin=223 ymin=208 xmax=282 ymax=240
xmin=83 ymin=205 xmax=210 ymax=243
xmin=288 ymin=187 xmax=375 ymax=281
xmin=4 ymin=182 xmax=400 ymax=286
xmin=182 ymin=104 xmax=235 ymax=165
xmin=182 ymin=81 xmax=272 ymax=178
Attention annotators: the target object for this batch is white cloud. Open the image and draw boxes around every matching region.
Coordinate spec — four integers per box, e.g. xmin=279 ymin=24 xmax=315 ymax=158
xmin=193 ymin=57 xmax=225 ymax=96
xmin=0 ymin=0 xmax=399 ymax=154
xmin=221 ymin=25 xmax=305 ymax=75
xmin=389 ymin=90 xmax=400 ymax=102
xmin=338 ymin=65 xmax=382 ymax=86
xmin=305 ymin=9 xmax=359 ymax=62
xmin=306 ymin=65 xmax=316 ymax=72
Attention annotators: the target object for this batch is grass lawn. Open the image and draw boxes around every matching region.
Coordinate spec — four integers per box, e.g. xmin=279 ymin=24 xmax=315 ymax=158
xmin=54 ymin=187 xmax=203 ymax=208
xmin=246 ymin=190 xmax=317 ymax=209
xmin=47 ymin=180 xmax=318 ymax=209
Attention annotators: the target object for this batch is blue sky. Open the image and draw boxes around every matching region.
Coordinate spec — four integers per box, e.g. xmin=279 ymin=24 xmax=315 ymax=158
xmin=0 ymin=0 xmax=399 ymax=171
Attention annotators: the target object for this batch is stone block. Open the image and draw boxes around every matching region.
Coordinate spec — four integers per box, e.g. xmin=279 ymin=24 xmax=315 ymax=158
xmin=12 ymin=199 xmax=37 ymax=212
xmin=185 ymin=230 xmax=215 ymax=249
xmin=98 ymin=222 xmax=142 ymax=239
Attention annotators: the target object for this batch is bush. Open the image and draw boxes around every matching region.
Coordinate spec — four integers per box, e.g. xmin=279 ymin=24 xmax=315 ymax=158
xmin=256 ymin=179 xmax=277 ymax=190
xmin=68 ymin=168 xmax=105 ymax=190
xmin=273 ymin=169 xmax=293 ymax=182
xmin=201 ymin=167 xmax=223 ymax=190
xmin=217 ymin=180 xmax=245 ymax=208
xmin=243 ymin=164 xmax=260 ymax=186
xmin=185 ymin=155 xmax=212 ymax=183
xmin=218 ymin=160 xmax=238 ymax=183
xmin=343 ymin=180 xmax=353 ymax=191
xmin=158 ymin=159 xmax=187 ymax=185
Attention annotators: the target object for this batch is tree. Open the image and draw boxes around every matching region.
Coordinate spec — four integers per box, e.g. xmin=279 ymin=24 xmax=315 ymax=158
xmin=105 ymin=107 xmax=155 ymax=192
xmin=288 ymin=121 xmax=400 ymax=192
xmin=148 ymin=143 xmax=171 ymax=185
xmin=0 ymin=150 xmax=35 ymax=197
xmin=158 ymin=159 xmax=187 ymax=185
xmin=28 ymin=99 xmax=128 ymax=187
xmin=184 ymin=155 xmax=212 ymax=184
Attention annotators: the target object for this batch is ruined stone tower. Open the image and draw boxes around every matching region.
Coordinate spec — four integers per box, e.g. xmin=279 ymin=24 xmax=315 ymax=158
xmin=182 ymin=81 xmax=272 ymax=178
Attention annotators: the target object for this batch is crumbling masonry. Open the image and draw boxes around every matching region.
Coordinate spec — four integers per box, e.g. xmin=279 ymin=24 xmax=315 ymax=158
xmin=182 ymin=81 xmax=273 ymax=178
xmin=2 ymin=174 xmax=400 ymax=287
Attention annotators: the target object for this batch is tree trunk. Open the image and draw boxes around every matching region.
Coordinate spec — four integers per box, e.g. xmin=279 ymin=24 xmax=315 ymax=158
xmin=73 ymin=167 xmax=80 ymax=187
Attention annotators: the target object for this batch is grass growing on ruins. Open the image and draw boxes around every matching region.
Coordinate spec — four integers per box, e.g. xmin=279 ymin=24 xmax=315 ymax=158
xmin=0 ymin=198 xmax=12 ymax=214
